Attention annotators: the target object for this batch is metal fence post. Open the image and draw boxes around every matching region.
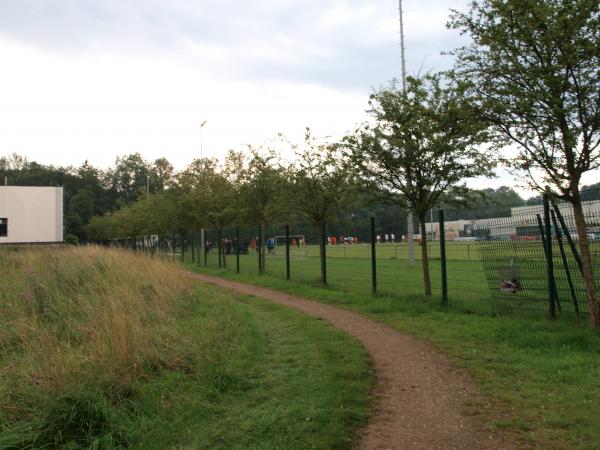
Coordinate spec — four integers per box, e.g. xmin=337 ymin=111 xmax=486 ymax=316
xmin=543 ymin=194 xmax=558 ymax=317
xmin=181 ymin=232 xmax=186 ymax=262
xmin=439 ymin=210 xmax=448 ymax=307
xmin=551 ymin=210 xmax=579 ymax=314
xmin=285 ymin=224 xmax=291 ymax=280
xmin=191 ymin=232 xmax=195 ymax=263
xmin=204 ymin=233 xmax=208 ymax=266
xmin=321 ymin=221 xmax=327 ymax=284
xmin=371 ymin=216 xmax=377 ymax=294
xmin=236 ymin=227 xmax=240 ymax=274
xmin=217 ymin=228 xmax=222 ymax=268
xmin=551 ymin=201 xmax=583 ymax=275
xmin=258 ymin=224 xmax=262 ymax=274
xmin=196 ymin=231 xmax=201 ymax=264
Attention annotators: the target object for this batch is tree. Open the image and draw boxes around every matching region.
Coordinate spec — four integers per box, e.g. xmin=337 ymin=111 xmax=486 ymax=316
xmin=179 ymin=160 xmax=239 ymax=266
xmin=287 ymin=129 xmax=358 ymax=283
xmin=449 ymin=0 xmax=600 ymax=325
xmin=345 ymin=74 xmax=495 ymax=295
xmin=109 ymin=153 xmax=150 ymax=207
xmin=149 ymin=157 xmax=174 ymax=193
xmin=234 ymin=148 xmax=288 ymax=271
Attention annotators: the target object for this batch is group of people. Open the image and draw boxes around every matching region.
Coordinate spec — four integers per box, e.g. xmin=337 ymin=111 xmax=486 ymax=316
xmin=207 ymin=232 xmax=409 ymax=254
xmin=205 ymin=238 xmax=249 ymax=255
xmin=327 ymin=235 xmax=359 ymax=245
xmin=376 ymin=233 xmax=397 ymax=243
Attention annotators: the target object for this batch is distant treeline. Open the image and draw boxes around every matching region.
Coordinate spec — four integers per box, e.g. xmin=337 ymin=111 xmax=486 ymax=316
xmin=3 ymin=151 xmax=597 ymax=243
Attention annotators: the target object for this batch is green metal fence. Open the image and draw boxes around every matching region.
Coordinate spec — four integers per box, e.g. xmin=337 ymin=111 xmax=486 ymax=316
xmin=105 ymin=190 xmax=600 ymax=319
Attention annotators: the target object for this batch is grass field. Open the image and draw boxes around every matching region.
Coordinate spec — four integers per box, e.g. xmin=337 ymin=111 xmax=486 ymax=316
xmin=186 ymin=238 xmax=599 ymax=317
xmin=0 ymin=247 xmax=372 ymax=449
xmin=189 ymin=263 xmax=600 ymax=449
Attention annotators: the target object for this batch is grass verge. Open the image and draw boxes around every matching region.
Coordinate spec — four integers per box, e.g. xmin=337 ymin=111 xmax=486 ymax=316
xmin=188 ymin=263 xmax=600 ymax=449
xmin=0 ymin=247 xmax=372 ymax=449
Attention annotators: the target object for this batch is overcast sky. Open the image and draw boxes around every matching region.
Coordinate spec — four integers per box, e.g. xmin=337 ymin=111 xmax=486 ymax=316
xmin=2 ymin=0 xmax=594 ymax=194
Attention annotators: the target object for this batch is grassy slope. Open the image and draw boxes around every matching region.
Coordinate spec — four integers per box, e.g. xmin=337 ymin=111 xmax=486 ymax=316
xmin=190 ymin=264 xmax=600 ymax=450
xmin=0 ymin=247 xmax=372 ymax=449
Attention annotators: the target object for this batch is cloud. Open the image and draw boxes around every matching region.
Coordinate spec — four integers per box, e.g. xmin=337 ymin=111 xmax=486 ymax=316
xmin=0 ymin=0 xmax=469 ymax=89
xmin=2 ymin=0 xmax=525 ymax=190
xmin=0 ymin=37 xmax=366 ymax=169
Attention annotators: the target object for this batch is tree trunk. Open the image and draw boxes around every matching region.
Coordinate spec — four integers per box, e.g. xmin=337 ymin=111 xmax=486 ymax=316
xmin=571 ymin=190 xmax=600 ymax=327
xmin=420 ymin=216 xmax=432 ymax=296
xmin=317 ymin=223 xmax=326 ymax=283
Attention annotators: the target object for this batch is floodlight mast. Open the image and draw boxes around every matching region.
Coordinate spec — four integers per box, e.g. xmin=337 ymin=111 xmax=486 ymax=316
xmin=200 ymin=119 xmax=208 ymax=258
xmin=200 ymin=120 xmax=207 ymax=160
xmin=399 ymin=0 xmax=407 ymax=93
xmin=399 ymin=0 xmax=415 ymax=266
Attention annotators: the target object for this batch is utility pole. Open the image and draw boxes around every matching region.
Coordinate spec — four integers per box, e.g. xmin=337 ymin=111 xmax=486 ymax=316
xmin=399 ymin=0 xmax=415 ymax=266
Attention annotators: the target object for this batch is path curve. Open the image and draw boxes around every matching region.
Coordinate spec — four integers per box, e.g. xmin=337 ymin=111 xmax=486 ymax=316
xmin=189 ymin=273 xmax=515 ymax=450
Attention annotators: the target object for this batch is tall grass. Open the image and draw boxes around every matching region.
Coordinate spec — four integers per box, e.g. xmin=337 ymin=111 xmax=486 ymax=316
xmin=0 ymin=246 xmax=215 ymax=448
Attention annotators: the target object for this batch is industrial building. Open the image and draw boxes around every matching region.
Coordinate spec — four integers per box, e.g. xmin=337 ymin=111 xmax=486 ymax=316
xmin=0 ymin=186 xmax=63 ymax=244
xmin=423 ymin=199 xmax=600 ymax=241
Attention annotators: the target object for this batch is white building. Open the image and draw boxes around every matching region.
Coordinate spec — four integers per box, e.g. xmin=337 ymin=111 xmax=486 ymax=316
xmin=423 ymin=199 xmax=600 ymax=241
xmin=0 ymin=186 xmax=63 ymax=244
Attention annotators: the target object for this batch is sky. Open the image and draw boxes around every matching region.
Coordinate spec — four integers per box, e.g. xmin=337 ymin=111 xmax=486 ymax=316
xmin=0 ymin=0 xmax=595 ymax=194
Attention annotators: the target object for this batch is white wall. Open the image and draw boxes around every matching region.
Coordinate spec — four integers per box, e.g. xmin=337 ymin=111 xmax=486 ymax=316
xmin=0 ymin=186 xmax=63 ymax=243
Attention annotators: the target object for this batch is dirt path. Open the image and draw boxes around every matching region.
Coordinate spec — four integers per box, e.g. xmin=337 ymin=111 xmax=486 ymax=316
xmin=189 ymin=273 xmax=515 ymax=450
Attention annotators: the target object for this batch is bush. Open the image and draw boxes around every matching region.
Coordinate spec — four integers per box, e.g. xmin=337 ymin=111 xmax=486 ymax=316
xmin=64 ymin=233 xmax=80 ymax=245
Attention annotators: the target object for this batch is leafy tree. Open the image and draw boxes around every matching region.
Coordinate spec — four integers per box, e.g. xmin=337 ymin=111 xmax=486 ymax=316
xmin=449 ymin=0 xmax=600 ymax=325
xmin=109 ymin=153 xmax=150 ymax=207
xmin=287 ymin=129 xmax=358 ymax=283
xmin=67 ymin=189 xmax=95 ymax=238
xmin=234 ymin=148 xmax=288 ymax=271
xmin=345 ymin=74 xmax=495 ymax=295
xmin=150 ymin=157 xmax=174 ymax=193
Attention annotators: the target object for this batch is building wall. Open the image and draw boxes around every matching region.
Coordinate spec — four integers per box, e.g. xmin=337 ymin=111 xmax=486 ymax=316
xmin=0 ymin=186 xmax=63 ymax=244
xmin=511 ymin=200 xmax=600 ymax=219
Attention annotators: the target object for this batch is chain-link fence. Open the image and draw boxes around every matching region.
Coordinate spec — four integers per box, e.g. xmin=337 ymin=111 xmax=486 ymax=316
xmin=104 ymin=189 xmax=600 ymax=319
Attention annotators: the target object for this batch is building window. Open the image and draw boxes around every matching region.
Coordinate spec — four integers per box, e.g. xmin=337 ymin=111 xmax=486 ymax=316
xmin=0 ymin=218 xmax=7 ymax=237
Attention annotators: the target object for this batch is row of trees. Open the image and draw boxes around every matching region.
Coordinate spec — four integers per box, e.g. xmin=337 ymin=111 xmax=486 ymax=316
xmin=85 ymin=132 xmax=357 ymax=282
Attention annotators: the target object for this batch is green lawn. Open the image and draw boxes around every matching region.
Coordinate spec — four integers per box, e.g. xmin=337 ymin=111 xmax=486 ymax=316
xmin=188 ymin=263 xmax=600 ymax=449
xmin=125 ymin=284 xmax=373 ymax=449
